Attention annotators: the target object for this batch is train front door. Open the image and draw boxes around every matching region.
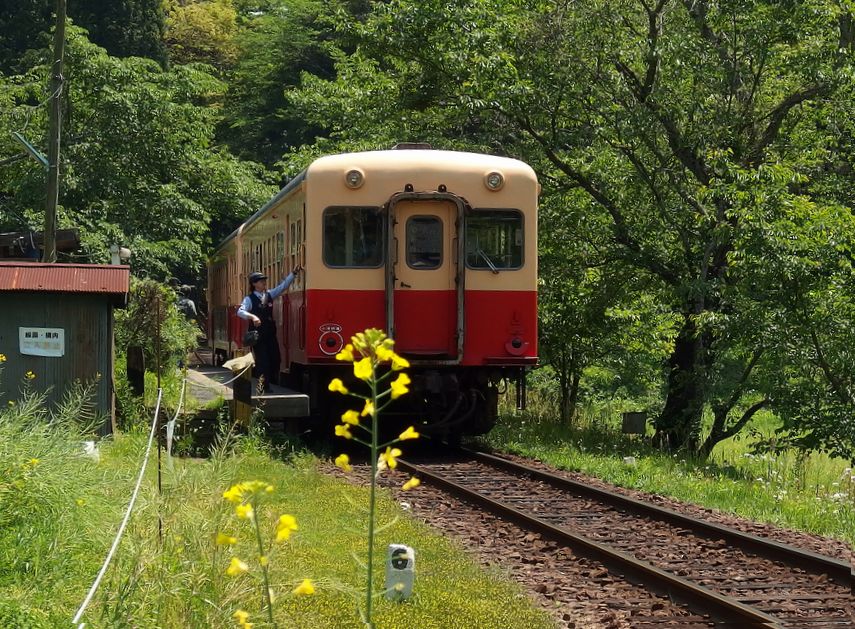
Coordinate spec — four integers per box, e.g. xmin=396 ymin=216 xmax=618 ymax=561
xmin=387 ymin=196 xmax=463 ymax=358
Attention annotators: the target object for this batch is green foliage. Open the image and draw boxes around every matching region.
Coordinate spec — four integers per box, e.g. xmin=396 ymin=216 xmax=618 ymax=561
xmin=0 ymin=0 xmax=167 ymax=72
xmin=0 ymin=599 xmax=55 ymax=628
xmin=115 ymin=279 xmax=199 ymax=370
xmin=165 ymin=0 xmax=240 ymax=68
xmin=0 ymin=0 xmax=53 ymax=74
xmin=73 ymin=0 xmax=168 ymax=64
xmin=0 ymin=27 xmax=275 ymax=279
xmin=220 ymin=0 xmax=337 ymax=166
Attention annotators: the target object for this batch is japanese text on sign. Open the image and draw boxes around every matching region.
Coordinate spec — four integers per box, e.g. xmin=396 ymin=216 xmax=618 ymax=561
xmin=19 ymin=327 xmax=65 ymax=357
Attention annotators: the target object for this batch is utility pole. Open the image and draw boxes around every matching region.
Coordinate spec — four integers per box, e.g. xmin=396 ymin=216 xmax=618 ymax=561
xmin=43 ymin=0 xmax=66 ymax=263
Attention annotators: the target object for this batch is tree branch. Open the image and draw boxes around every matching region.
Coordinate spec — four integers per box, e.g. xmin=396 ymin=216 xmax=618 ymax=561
xmin=614 ymin=60 xmax=711 ymax=185
xmin=680 ymin=0 xmax=736 ymax=74
xmin=721 ymin=398 xmax=769 ymax=441
xmin=713 ymin=348 xmax=765 ymax=418
xmin=809 ymin=328 xmax=853 ymax=406
xmin=516 ymin=114 xmax=680 ymax=284
xmin=748 ymin=84 xmax=827 ymax=164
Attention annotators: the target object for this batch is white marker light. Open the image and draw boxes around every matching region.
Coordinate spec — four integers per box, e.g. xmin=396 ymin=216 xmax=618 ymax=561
xmin=484 ymin=171 xmax=504 ymax=190
xmin=345 ymin=168 xmax=365 ymax=189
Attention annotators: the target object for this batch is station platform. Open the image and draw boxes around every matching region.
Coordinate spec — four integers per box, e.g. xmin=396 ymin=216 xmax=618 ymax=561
xmin=186 ymin=366 xmax=309 ymax=418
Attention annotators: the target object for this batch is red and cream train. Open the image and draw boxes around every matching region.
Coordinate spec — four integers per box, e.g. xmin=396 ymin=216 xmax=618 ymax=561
xmin=208 ymin=145 xmax=538 ymax=436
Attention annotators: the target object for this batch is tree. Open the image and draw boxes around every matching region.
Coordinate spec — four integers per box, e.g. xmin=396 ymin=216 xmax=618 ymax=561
xmin=164 ymin=0 xmax=240 ymax=69
xmin=0 ymin=28 xmax=274 ymax=280
xmin=285 ymin=0 xmax=855 ymax=456
xmin=218 ymin=0 xmax=337 ymax=166
xmin=70 ymin=0 xmax=168 ymax=64
xmin=0 ymin=0 xmax=168 ymax=71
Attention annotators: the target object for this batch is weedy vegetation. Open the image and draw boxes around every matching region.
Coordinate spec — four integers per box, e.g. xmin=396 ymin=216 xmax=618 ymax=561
xmin=0 ymin=354 xmax=553 ymax=628
xmin=486 ymin=392 xmax=855 ymax=545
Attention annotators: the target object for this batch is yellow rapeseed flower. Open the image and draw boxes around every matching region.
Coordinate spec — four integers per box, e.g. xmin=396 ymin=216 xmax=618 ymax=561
xmin=334 ymin=424 xmax=353 ymax=439
xmin=223 ymin=484 xmax=243 ymax=503
xmin=226 ymin=557 xmax=249 ymax=576
xmin=391 ymin=353 xmax=410 ymax=371
xmin=390 ymin=373 xmax=411 ymax=399
xmin=216 ymin=532 xmax=237 ymax=546
xmin=380 ymin=447 xmax=402 ymax=470
xmin=361 ymin=399 xmax=374 ymax=417
xmin=341 ymin=409 xmax=360 ymax=425
xmin=351 ymin=332 xmax=369 ymax=352
xmin=328 ymin=378 xmax=349 ymax=394
xmin=353 ymin=357 xmax=373 ymax=381
xmin=336 ymin=344 xmax=356 ymax=362
xmin=26 ymin=458 xmax=40 ymax=466
xmin=398 ymin=426 xmax=419 ymax=441
xmin=242 ymin=480 xmax=273 ymax=494
xmin=276 ymin=514 xmax=298 ymax=542
xmin=76 ymin=498 xmax=86 ymax=507
xmin=25 ymin=371 xmax=35 ymax=380
xmin=0 ymin=353 xmax=6 ymax=362
xmin=259 ymin=555 xmax=268 ymax=567
xmin=375 ymin=344 xmax=394 ymax=362
xmin=233 ymin=609 xmax=250 ymax=625
xmin=402 ymin=477 xmax=421 ymax=491
xmin=293 ymin=579 xmax=315 ymax=595
xmin=334 ymin=453 xmax=352 ymax=472
xmin=235 ymin=503 xmax=254 ymax=520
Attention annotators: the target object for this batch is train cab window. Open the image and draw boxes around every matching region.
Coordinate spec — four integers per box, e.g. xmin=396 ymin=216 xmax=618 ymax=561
xmin=406 ymin=216 xmax=442 ymax=269
xmin=323 ymin=206 xmax=383 ymax=268
xmin=465 ymin=209 xmax=524 ymax=270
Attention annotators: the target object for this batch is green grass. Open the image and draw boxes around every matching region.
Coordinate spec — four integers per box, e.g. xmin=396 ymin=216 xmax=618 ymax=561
xmin=484 ymin=399 xmax=855 ymax=546
xmin=0 ymin=410 xmax=553 ymax=628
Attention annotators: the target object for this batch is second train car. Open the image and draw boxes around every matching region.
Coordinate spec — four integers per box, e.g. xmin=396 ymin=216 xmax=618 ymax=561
xmin=208 ymin=145 xmax=538 ymax=436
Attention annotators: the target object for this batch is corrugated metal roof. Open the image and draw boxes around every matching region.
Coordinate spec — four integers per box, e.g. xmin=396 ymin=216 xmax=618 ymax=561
xmin=0 ymin=262 xmax=130 ymax=295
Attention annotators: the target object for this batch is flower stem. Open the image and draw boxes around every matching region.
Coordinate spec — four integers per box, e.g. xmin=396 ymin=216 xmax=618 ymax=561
xmin=252 ymin=500 xmax=277 ymax=628
xmin=365 ymin=369 xmax=379 ymax=628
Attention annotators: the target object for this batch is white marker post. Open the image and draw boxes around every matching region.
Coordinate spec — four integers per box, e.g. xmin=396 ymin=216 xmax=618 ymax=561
xmin=385 ymin=544 xmax=415 ymax=601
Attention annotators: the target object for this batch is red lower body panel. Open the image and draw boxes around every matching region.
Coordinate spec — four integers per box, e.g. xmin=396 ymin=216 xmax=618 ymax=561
xmin=302 ymin=289 xmax=537 ymax=365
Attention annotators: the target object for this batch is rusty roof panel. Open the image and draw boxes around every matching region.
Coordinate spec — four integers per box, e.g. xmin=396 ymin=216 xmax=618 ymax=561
xmin=0 ymin=262 xmax=130 ymax=295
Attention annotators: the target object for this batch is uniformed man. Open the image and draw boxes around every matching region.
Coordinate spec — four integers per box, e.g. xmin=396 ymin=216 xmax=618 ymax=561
xmin=236 ymin=266 xmax=301 ymax=391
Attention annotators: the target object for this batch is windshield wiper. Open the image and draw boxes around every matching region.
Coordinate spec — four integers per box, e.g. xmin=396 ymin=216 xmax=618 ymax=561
xmin=477 ymin=249 xmax=500 ymax=274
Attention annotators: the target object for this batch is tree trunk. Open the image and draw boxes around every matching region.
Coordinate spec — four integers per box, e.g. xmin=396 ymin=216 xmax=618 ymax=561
xmin=560 ymin=370 xmax=581 ymax=424
xmin=656 ymin=314 xmax=706 ymax=451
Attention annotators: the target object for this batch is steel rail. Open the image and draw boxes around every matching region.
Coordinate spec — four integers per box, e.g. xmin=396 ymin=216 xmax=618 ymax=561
xmin=461 ymin=447 xmax=851 ymax=586
xmin=398 ymin=457 xmax=782 ymax=628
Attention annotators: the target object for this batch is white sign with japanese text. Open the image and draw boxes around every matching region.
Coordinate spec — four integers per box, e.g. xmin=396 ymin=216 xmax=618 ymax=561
xmin=19 ymin=327 xmax=65 ymax=357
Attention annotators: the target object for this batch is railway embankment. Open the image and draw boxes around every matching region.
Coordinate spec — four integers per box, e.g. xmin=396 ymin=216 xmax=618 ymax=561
xmin=484 ymin=408 xmax=855 ymax=549
xmin=321 ymin=448 xmax=852 ymax=628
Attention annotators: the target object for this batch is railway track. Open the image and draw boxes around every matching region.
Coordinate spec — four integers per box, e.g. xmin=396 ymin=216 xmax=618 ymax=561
xmin=397 ymin=449 xmax=853 ymax=628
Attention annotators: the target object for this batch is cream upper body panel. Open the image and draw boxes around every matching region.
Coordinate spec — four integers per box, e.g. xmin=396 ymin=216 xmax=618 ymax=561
xmin=305 ymin=150 xmax=538 ymax=291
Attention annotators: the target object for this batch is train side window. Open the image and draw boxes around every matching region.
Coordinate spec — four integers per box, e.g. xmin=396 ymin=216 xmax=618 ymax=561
xmin=323 ymin=206 xmax=383 ymax=268
xmin=465 ymin=209 xmax=524 ymax=270
xmin=406 ymin=216 xmax=442 ymax=269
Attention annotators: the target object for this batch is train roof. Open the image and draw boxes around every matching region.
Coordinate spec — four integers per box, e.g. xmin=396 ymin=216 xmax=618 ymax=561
xmin=210 ymin=149 xmax=536 ymax=256
xmin=307 ymin=149 xmax=537 ymax=178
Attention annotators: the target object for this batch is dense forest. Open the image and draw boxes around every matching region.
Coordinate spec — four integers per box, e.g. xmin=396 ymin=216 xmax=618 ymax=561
xmin=1 ymin=0 xmax=854 ymax=460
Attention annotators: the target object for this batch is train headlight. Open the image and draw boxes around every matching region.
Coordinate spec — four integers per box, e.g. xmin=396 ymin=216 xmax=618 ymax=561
xmin=345 ymin=168 xmax=365 ymax=189
xmin=484 ymin=171 xmax=504 ymax=191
